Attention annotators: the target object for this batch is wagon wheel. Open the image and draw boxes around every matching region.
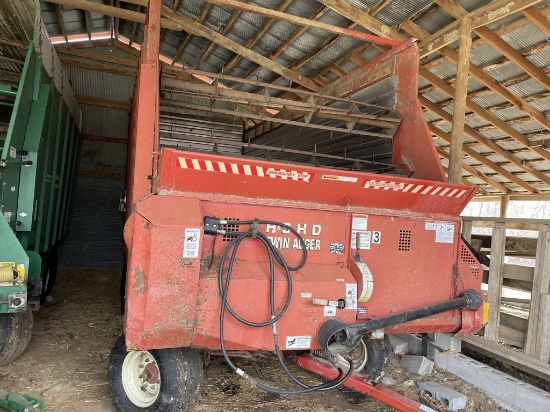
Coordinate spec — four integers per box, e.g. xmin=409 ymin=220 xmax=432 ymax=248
xmin=0 ymin=307 xmax=33 ymax=366
xmin=39 ymin=247 xmax=58 ymax=305
xmin=335 ymin=335 xmax=390 ymax=383
xmin=108 ymin=334 xmax=203 ymax=412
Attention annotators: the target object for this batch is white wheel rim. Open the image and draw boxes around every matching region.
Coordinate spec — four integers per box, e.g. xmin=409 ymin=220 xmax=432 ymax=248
xmin=121 ymin=350 xmax=161 ymax=407
xmin=336 ymin=339 xmax=368 ymax=371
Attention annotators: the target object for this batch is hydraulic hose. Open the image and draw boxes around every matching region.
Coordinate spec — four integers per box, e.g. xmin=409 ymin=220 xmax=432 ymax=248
xmin=209 ymin=218 xmax=354 ymax=395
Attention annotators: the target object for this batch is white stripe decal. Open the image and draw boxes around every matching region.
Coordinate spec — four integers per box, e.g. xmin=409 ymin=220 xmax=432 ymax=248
xmin=402 ymin=183 xmax=414 ymax=192
xmin=456 ymin=189 xmax=467 ymax=198
xmin=243 ymin=165 xmax=252 ymax=176
xmin=178 ymin=158 xmax=188 ymax=168
xmin=256 ymin=166 xmax=264 ymax=177
xmin=191 ymin=159 xmax=200 ymax=170
xmin=412 ymin=185 xmax=424 ymax=193
xmin=439 ymin=188 xmax=450 ymax=196
xmin=447 ymin=189 xmax=458 ymax=197
xmin=205 ymin=160 xmax=214 ymax=172
xmin=230 ymin=163 xmax=239 ymax=174
xmin=218 ymin=162 xmax=227 ymax=173
xmin=431 ymin=187 xmax=442 ymax=195
xmin=421 ymin=186 xmax=433 ymax=195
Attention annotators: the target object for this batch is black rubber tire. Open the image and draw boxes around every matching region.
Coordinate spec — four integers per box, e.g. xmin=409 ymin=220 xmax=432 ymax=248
xmin=39 ymin=247 xmax=58 ymax=305
xmin=108 ymin=334 xmax=203 ymax=412
xmin=356 ymin=335 xmax=391 ymax=383
xmin=0 ymin=307 xmax=34 ymax=366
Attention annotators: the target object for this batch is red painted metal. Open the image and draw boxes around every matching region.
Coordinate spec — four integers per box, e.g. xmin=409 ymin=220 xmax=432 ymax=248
xmin=125 ymin=0 xmax=161 ymax=216
xmin=293 ymin=353 xmax=427 ymax=412
xmin=124 ymin=0 xmax=485 ymax=363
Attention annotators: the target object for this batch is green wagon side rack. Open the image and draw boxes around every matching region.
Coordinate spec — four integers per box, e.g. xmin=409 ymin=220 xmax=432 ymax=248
xmin=0 ymin=41 xmax=81 ymax=366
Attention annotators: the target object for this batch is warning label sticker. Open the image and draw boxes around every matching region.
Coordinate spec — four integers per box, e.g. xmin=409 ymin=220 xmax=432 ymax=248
xmin=350 ymin=230 xmax=370 ymax=250
xmin=9 ymin=146 xmax=16 ymax=159
xmin=425 ymin=220 xmax=437 ymax=230
xmin=324 ymin=306 xmax=336 ymax=317
xmin=352 ymin=214 xmax=368 ymax=231
xmin=346 ymin=284 xmax=357 ymax=310
xmin=329 ymin=242 xmax=344 ymax=254
xmin=435 ymin=221 xmax=454 ymax=244
xmin=322 ymin=174 xmax=358 ymax=183
xmin=183 ymin=228 xmax=201 ymax=258
xmin=286 ymin=336 xmax=311 ymax=349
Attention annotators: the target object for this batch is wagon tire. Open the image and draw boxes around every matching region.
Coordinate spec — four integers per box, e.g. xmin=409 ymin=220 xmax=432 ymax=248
xmin=336 ymin=335 xmax=390 ymax=383
xmin=0 ymin=307 xmax=34 ymax=366
xmin=108 ymin=334 xmax=203 ymax=412
xmin=39 ymin=247 xmax=58 ymax=305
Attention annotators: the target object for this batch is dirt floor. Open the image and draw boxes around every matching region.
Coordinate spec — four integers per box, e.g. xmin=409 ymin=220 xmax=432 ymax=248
xmin=1 ymin=268 xmax=507 ymax=411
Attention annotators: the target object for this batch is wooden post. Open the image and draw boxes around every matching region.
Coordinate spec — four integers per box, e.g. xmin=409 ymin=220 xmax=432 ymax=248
xmin=484 ymin=222 xmax=506 ymax=341
xmin=448 ymin=18 xmax=472 ymax=184
xmin=525 ymin=225 xmax=550 ymax=357
xmin=462 ymin=220 xmax=472 ymax=243
xmin=500 ymin=195 xmax=510 ymax=218
xmin=535 ymin=294 xmax=550 ymax=362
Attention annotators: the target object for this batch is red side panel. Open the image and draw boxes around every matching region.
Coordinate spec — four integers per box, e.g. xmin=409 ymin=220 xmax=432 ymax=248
xmin=159 ymin=149 xmax=475 ymax=217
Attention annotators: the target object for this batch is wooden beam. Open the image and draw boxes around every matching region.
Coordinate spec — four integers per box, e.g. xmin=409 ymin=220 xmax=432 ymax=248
xmin=448 ymin=18 xmax=472 ymax=184
xmin=55 ymin=4 xmax=68 ymax=42
xmin=115 ymin=0 xmax=120 ymax=38
xmin=419 ymin=66 xmax=550 ymax=164
xmin=129 ymin=5 xmax=142 ymax=46
xmin=401 ymin=18 xmax=550 ymax=132
xmin=317 ymin=0 xmax=407 ymax=41
xmin=419 ymin=96 xmax=550 ymax=187
xmin=82 ymin=133 xmax=127 ymax=144
xmin=220 ymin=0 xmax=293 ymax=74
xmin=500 ymin=195 xmax=510 ymax=218
xmin=76 ymin=95 xmax=131 ymax=110
xmin=56 ymin=46 xmax=138 ymax=66
xmin=419 ymin=0 xmax=542 ymax=57
xmin=171 ymin=3 xmax=212 ymax=65
xmin=370 ymin=0 xmax=392 ymax=16
xmin=436 ymin=0 xmax=550 ymax=91
xmin=202 ymin=0 xmax=400 ymax=46
xmin=60 ymin=56 xmax=137 ymax=76
xmin=429 ymin=123 xmax=535 ymax=193
xmin=525 ymin=226 xmax=550 ymax=357
xmin=437 ymin=147 xmax=506 ymax=193
xmin=522 ymin=5 xmax=550 ymax=36
xmin=161 ymin=7 xmax=320 ymax=91
xmin=484 ymin=222 xmax=506 ymax=341
xmin=84 ymin=10 xmax=92 ymax=40
xmin=535 ymin=294 xmax=550 ymax=361
xmin=45 ymin=0 xmax=184 ymax=31
xmin=77 ymin=168 xmax=126 ymax=179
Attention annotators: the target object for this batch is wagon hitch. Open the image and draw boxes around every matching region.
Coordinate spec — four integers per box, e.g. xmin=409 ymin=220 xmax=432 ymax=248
xmin=318 ymin=289 xmax=483 ymax=354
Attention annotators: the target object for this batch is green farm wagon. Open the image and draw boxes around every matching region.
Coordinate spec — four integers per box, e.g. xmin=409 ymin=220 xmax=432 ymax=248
xmin=0 ymin=40 xmax=80 ymax=365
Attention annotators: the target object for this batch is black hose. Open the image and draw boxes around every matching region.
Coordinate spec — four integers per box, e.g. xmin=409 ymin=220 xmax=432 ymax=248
xmin=216 ymin=220 xmax=354 ymax=394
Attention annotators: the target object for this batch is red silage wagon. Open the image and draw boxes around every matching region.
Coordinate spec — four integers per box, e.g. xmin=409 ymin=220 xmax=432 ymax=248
xmin=107 ymin=2 xmax=487 ymax=411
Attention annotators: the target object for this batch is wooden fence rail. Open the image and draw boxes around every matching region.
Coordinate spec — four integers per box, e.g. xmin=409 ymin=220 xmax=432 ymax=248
xmin=461 ymin=217 xmax=550 ymax=379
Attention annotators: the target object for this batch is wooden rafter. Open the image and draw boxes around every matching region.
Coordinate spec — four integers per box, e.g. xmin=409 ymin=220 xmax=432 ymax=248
xmin=221 ymin=0 xmax=295 ymax=74
xmin=55 ymin=4 xmax=68 ymax=42
xmin=429 ymin=123 xmax=535 ymax=193
xmin=171 ymin=3 xmax=212 ymax=65
xmin=437 ymin=147 xmax=504 ymax=195
xmin=193 ymin=2 xmax=246 ymax=69
xmin=418 ymin=0 xmax=542 ymax=58
xmin=400 ymin=19 xmax=550 ymax=132
xmin=202 ymin=0 xmax=398 ymax=46
xmin=435 ymin=0 xmax=550 ymax=91
xmin=522 ymin=5 xmax=550 ymax=36
xmin=161 ymin=7 xmax=320 ymax=91
xmin=45 ymin=0 xmax=184 ymax=31
xmin=129 ymin=5 xmax=141 ymax=46
xmin=84 ymin=10 xmax=92 ymax=40
xmin=115 ymin=0 xmax=120 ymax=38
xmin=418 ymin=96 xmax=550 ymax=187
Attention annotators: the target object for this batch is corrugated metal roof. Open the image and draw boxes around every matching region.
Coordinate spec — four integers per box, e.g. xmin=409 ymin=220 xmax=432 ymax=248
xmin=36 ymin=0 xmax=550 ymax=196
